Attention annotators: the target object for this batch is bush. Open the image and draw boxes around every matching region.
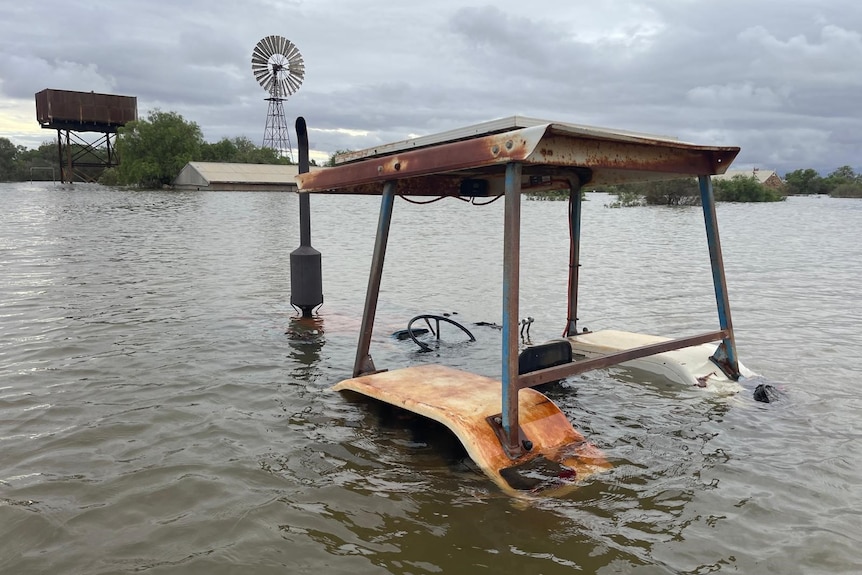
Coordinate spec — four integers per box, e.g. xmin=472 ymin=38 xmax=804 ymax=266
xmin=713 ymin=176 xmax=785 ymax=202
xmin=830 ymin=182 xmax=862 ymax=198
xmin=117 ymin=110 xmax=203 ymax=188
xmin=609 ymin=178 xmax=700 ymax=206
xmin=606 ymin=189 xmax=644 ymax=208
xmin=98 ymin=167 xmax=120 ymax=186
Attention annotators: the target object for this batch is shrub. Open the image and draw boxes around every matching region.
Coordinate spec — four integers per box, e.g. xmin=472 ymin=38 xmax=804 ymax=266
xmin=713 ymin=176 xmax=785 ymax=202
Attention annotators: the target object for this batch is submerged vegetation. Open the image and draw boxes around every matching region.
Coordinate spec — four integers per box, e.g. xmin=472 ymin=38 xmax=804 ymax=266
xmin=3 ymin=112 xmax=860 ymax=197
xmin=784 ymin=166 xmax=862 ymax=197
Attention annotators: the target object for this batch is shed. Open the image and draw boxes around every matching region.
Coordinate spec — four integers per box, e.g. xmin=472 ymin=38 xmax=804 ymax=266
xmin=172 ymin=162 xmax=313 ymax=191
xmin=713 ymin=168 xmax=783 ymax=189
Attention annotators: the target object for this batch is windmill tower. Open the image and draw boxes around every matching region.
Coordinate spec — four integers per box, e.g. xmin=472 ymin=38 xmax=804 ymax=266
xmin=252 ymin=35 xmax=305 ymax=161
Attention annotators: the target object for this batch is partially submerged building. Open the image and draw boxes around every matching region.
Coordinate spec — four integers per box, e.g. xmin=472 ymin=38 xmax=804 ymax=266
xmin=172 ymin=161 xmax=315 ymax=191
xmin=713 ymin=168 xmax=783 ymax=189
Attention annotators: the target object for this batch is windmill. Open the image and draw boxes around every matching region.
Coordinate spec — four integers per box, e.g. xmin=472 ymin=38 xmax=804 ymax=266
xmin=251 ymin=35 xmax=305 ymax=161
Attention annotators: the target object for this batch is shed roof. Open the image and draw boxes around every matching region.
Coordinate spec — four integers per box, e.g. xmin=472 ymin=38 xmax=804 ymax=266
xmin=712 ymin=168 xmax=780 ymax=185
xmin=175 ymin=162 xmax=301 ymax=186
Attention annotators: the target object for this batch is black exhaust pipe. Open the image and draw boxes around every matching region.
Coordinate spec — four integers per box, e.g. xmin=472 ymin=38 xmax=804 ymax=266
xmin=289 ymin=117 xmax=323 ymax=317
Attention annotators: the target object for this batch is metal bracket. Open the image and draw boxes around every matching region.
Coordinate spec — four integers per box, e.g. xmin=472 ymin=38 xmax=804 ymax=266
xmin=354 ymin=355 xmax=378 ymax=378
xmin=486 ymin=414 xmax=533 ymax=459
xmin=709 ymin=341 xmax=741 ymax=381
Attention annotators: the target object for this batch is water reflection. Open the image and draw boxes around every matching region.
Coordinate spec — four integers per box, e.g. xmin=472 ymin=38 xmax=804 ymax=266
xmin=285 ymin=315 xmax=326 ymax=376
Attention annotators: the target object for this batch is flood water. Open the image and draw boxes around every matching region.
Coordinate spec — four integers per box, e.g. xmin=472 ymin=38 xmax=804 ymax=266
xmin=2 ymin=182 xmax=860 ymax=574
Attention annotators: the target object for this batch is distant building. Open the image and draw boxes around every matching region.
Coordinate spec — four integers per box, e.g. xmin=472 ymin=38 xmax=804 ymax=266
xmin=173 ymin=161 xmax=321 ymax=191
xmin=713 ymin=168 xmax=783 ymax=189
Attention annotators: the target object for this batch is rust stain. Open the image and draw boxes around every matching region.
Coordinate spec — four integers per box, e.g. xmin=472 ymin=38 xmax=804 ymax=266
xmin=333 ymin=363 xmax=610 ymax=497
xmin=35 ymin=89 xmax=137 ymax=128
xmin=297 ymin=122 xmax=739 ymax=194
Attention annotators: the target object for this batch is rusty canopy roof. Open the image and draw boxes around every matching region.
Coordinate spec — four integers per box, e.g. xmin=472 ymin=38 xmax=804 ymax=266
xmin=296 ymin=117 xmax=740 ymax=195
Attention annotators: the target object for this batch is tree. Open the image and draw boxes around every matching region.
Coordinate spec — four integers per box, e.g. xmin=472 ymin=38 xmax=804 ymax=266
xmin=0 ymin=137 xmax=20 ymax=181
xmin=326 ymin=149 xmax=354 ymax=167
xmin=116 ymin=109 xmax=204 ymax=187
xmin=198 ymin=136 xmax=290 ymax=164
xmin=784 ymin=168 xmax=828 ymax=195
xmin=199 ymin=137 xmax=239 ymax=162
xmin=830 ymin=182 xmax=862 ymax=198
xmin=826 ymin=167 xmax=862 ymax=197
xmin=611 ymin=178 xmax=700 ymax=206
xmin=828 ymin=165 xmax=856 ymax=181
xmin=713 ymin=175 xmax=785 ymax=202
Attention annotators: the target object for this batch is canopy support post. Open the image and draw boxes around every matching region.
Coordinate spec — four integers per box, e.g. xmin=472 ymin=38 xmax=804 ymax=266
xmin=564 ymin=176 xmax=583 ymax=337
xmin=698 ymin=175 xmax=740 ymax=379
xmin=501 ymin=162 xmax=524 ymax=457
xmin=353 ymin=181 xmax=396 ymax=377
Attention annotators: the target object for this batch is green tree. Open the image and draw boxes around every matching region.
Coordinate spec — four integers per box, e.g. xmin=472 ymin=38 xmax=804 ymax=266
xmin=117 ymin=109 xmax=203 ymax=187
xmin=198 ymin=136 xmax=289 ymax=164
xmin=199 ymin=138 xmax=239 ymax=162
xmin=326 ymin=149 xmax=354 ymax=167
xmin=611 ymin=178 xmax=700 ymax=206
xmin=713 ymin=175 xmax=785 ymax=202
xmin=827 ymin=165 xmax=856 ymax=181
xmin=823 ymin=166 xmax=860 ymax=196
xmin=826 ymin=166 xmax=862 ymax=198
xmin=0 ymin=137 xmax=20 ymax=181
xmin=830 ymin=182 xmax=862 ymax=198
xmin=784 ymin=168 xmax=828 ymax=195
xmin=0 ymin=138 xmax=58 ymax=181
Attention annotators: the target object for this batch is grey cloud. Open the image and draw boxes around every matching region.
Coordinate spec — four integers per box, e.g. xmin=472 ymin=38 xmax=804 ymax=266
xmin=1 ymin=0 xmax=860 ymax=174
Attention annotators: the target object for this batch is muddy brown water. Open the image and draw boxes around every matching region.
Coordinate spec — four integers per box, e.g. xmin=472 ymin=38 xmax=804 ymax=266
xmin=2 ymin=183 xmax=860 ymax=574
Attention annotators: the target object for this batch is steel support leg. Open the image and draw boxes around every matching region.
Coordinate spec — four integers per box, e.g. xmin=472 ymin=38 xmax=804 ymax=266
xmin=501 ymin=162 xmax=523 ymax=456
xmin=698 ymin=175 xmax=740 ymax=379
xmin=353 ymin=181 xmax=396 ymax=377
xmin=564 ymin=176 xmax=583 ymax=336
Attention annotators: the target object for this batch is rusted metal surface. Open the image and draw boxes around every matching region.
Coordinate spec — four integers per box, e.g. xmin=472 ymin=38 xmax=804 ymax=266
xmin=501 ymin=163 xmax=523 ymax=456
xmin=564 ymin=178 xmax=582 ymax=337
xmin=333 ymin=364 xmax=611 ymax=496
xmin=324 ymin=117 xmax=742 ymax=493
xmin=517 ymin=330 xmax=729 ymax=389
xmin=35 ymin=89 xmax=137 ymax=130
xmin=297 ymin=122 xmax=739 ymax=194
xmin=352 ymin=181 xmax=397 ymax=377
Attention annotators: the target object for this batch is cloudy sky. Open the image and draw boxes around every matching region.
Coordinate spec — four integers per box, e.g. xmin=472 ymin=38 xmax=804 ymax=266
xmin=1 ymin=0 xmax=860 ymax=174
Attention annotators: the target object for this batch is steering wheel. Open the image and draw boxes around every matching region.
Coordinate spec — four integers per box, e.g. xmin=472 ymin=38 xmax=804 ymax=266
xmin=406 ymin=314 xmax=476 ymax=352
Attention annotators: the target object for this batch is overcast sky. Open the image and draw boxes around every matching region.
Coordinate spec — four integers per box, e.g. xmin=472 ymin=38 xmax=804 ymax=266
xmin=1 ymin=0 xmax=860 ymax=174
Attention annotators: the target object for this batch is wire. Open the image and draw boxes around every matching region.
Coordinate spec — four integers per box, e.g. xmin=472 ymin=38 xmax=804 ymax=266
xmin=399 ymin=195 xmax=447 ymax=205
xmin=398 ymin=194 xmax=503 ymax=206
xmin=470 ymin=195 xmax=503 ymax=206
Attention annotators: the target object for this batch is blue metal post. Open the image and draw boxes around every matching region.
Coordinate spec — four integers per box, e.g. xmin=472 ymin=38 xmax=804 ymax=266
xmin=698 ymin=175 xmax=740 ymax=379
xmin=353 ymin=181 xmax=396 ymax=377
xmin=502 ymin=162 xmax=522 ymax=454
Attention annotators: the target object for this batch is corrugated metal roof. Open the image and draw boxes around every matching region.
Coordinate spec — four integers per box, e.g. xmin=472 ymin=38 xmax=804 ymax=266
xmin=298 ymin=120 xmax=739 ymax=195
xmin=713 ymin=168 xmax=780 ymax=185
xmin=180 ymin=162 xmax=301 ymax=185
xmin=333 ymin=116 xmax=682 ymax=165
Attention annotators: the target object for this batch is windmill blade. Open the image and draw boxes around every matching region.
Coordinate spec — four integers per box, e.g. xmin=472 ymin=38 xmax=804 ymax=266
xmin=284 ymin=42 xmax=300 ymax=61
xmin=252 ymin=41 xmax=270 ymax=61
xmin=276 ymin=35 xmax=289 ymax=56
xmin=266 ymin=35 xmax=281 ymax=59
xmin=253 ymin=68 xmax=274 ymax=91
xmin=284 ymin=74 xmax=301 ymax=95
xmin=262 ymin=35 xmax=275 ymax=55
